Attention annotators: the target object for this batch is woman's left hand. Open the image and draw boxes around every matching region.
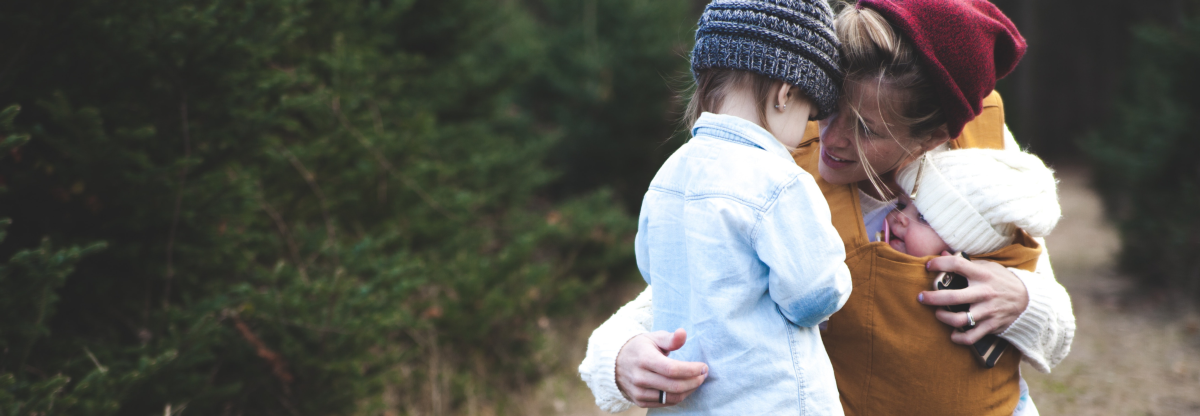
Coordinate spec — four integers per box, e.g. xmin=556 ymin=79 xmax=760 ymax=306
xmin=918 ymin=253 xmax=1029 ymax=345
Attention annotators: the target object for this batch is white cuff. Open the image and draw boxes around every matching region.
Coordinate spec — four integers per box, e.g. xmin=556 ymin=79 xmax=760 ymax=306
xmin=579 ymin=288 xmax=653 ymax=412
xmin=1000 ymin=267 xmax=1075 ymax=373
xmin=584 ymin=327 xmax=646 ymax=412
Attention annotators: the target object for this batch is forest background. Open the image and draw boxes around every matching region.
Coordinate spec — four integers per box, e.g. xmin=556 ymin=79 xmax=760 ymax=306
xmin=0 ymin=0 xmax=1197 ymax=415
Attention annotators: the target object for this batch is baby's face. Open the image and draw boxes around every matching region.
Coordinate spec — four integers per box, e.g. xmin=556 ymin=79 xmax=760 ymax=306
xmin=885 ymin=194 xmax=950 ymax=257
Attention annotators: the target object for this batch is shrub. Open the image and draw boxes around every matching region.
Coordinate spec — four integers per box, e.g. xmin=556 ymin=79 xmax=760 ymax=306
xmin=0 ymin=0 xmax=690 ymax=413
xmin=519 ymin=0 xmax=695 ymax=210
xmin=1084 ymin=16 xmax=1200 ymax=301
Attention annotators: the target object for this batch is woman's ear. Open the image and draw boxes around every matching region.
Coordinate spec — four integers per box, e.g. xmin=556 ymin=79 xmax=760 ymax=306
xmin=923 ymin=126 xmax=952 ymax=152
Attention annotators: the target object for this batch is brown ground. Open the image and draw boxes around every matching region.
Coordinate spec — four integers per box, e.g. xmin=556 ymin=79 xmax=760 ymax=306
xmin=514 ymin=166 xmax=1200 ymax=416
xmin=1019 ymin=167 xmax=1200 ymax=415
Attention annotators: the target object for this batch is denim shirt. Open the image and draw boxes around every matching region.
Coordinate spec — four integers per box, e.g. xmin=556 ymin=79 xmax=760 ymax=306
xmin=637 ymin=113 xmax=852 ymax=415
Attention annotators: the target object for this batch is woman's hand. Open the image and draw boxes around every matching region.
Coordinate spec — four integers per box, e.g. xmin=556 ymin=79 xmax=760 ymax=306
xmin=918 ymin=253 xmax=1030 ymax=345
xmin=615 ymin=328 xmax=708 ymax=408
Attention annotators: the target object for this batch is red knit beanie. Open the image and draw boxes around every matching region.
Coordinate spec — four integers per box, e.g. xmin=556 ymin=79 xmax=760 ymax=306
xmin=856 ymin=0 xmax=1026 ymax=138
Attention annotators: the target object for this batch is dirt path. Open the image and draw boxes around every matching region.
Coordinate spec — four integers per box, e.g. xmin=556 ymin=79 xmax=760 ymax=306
xmin=521 ymin=165 xmax=1200 ymax=416
xmin=1020 ymin=166 xmax=1200 ymax=415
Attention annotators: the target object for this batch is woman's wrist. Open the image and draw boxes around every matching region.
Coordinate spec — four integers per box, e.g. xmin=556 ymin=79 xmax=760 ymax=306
xmin=614 ymin=334 xmax=641 ymax=401
xmin=578 ymin=288 xmax=654 ymax=412
xmin=999 ymin=268 xmax=1047 ymax=337
xmin=581 ymin=323 xmax=646 ymax=412
xmin=998 ymin=267 xmax=1075 ymax=373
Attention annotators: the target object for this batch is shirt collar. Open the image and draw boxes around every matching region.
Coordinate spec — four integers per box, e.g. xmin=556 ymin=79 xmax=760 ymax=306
xmin=691 ymin=112 xmax=795 ymax=162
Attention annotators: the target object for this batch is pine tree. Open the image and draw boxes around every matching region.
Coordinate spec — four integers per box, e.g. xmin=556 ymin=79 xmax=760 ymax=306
xmin=0 ymin=0 xmax=692 ymax=413
xmin=1085 ymin=13 xmax=1200 ymax=301
xmin=519 ymin=0 xmax=696 ymax=210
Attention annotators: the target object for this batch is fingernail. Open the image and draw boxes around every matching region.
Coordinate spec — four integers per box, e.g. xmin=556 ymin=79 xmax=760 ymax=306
xmin=702 ymin=366 xmax=708 ymax=376
xmin=925 ymin=261 xmax=931 ymax=270
xmin=917 ymin=293 xmax=924 ymax=303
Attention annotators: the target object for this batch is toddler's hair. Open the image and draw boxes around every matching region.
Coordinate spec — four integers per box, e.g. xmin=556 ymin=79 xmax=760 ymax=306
xmin=684 ymin=69 xmax=777 ymax=133
xmin=684 ymin=0 xmax=843 ymax=130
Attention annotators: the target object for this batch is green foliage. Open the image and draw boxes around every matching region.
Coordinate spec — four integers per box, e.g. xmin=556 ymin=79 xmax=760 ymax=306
xmin=519 ymin=0 xmax=695 ymax=210
xmin=0 ymin=0 xmax=690 ymax=414
xmin=0 ymin=222 xmax=118 ymax=415
xmin=0 ymin=106 xmax=31 ymax=159
xmin=1084 ymin=15 xmax=1200 ymax=300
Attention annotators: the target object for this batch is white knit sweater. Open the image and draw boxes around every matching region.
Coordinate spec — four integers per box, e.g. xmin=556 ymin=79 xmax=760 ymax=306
xmin=577 ymin=127 xmax=1076 ymax=413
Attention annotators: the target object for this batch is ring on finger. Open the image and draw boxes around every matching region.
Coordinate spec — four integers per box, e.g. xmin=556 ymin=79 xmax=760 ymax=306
xmin=659 ymin=390 xmax=667 ymax=404
xmin=961 ymin=311 xmax=976 ymax=331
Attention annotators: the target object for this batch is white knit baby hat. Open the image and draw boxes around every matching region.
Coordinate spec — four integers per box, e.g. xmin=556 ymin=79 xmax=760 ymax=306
xmin=894 ymin=148 xmax=1061 ymax=255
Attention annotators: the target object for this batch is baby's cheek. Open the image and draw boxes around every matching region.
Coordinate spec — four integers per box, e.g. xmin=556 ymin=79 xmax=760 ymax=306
xmin=930 ymin=237 xmax=950 ymax=256
xmin=924 ymin=231 xmax=950 ymax=256
xmin=911 ymin=228 xmax=950 ymax=257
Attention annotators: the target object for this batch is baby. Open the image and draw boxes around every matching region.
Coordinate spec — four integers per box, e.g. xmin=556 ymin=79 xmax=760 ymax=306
xmin=885 ymin=148 xmax=1060 ymax=259
xmin=881 ymin=148 xmax=1059 ymax=415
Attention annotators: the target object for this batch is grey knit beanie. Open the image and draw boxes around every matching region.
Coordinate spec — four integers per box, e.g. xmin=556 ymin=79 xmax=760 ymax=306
xmin=692 ymin=0 xmax=842 ymax=118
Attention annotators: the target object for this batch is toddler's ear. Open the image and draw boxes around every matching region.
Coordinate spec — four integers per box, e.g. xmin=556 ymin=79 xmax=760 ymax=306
xmin=773 ymin=82 xmax=791 ymax=111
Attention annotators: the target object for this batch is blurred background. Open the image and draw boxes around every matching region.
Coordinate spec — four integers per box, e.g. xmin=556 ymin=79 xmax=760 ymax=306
xmin=0 ymin=0 xmax=1197 ymax=415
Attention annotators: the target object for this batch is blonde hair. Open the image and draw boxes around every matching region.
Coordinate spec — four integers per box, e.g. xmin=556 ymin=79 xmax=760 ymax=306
xmin=834 ymin=3 xmax=946 ymax=198
xmin=683 ymin=69 xmax=779 ymax=134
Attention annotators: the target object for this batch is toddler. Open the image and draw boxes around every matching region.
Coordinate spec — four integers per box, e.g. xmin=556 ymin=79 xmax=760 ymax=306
xmin=636 ymin=0 xmax=852 ymax=414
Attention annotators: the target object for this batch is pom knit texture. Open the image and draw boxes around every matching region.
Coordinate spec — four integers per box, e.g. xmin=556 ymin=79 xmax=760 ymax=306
xmin=1002 ymin=244 xmax=1075 ymax=373
xmin=856 ymin=0 xmax=1026 ymax=137
xmin=896 ymin=148 xmax=1060 ymax=255
xmin=692 ymin=0 xmax=843 ymax=118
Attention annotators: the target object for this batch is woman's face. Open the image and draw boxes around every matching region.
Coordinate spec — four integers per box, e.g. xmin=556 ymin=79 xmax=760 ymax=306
xmin=816 ymin=82 xmax=927 ymax=186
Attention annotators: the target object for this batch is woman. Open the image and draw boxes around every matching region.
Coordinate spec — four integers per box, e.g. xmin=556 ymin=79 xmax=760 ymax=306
xmin=579 ymin=1 xmax=1075 ymax=415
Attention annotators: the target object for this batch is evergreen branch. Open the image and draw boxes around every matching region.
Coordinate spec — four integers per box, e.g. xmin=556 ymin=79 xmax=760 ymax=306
xmin=330 ymin=96 xmax=457 ymax=219
xmin=163 ymin=98 xmax=192 ymax=310
xmin=276 ymin=147 xmax=345 ymax=333
xmin=369 ymin=101 xmax=388 ymax=206
xmin=83 ymin=347 xmax=107 ymax=373
xmin=552 ymin=246 xmax=583 ymax=283
xmin=277 ymin=146 xmax=340 ymax=266
xmin=227 ymin=311 xmax=301 ymax=416
xmin=253 ymin=315 xmax=352 ymax=335
xmin=0 ymin=105 xmax=31 ymax=161
xmin=368 ymin=101 xmax=384 ymax=135
xmin=20 ymin=261 xmax=54 ymax=373
xmin=229 ymin=314 xmax=294 ymax=392
xmin=254 ymin=181 xmax=309 ymax=283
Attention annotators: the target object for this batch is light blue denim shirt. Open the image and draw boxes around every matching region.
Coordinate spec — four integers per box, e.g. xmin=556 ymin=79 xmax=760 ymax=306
xmin=637 ymin=113 xmax=852 ymax=415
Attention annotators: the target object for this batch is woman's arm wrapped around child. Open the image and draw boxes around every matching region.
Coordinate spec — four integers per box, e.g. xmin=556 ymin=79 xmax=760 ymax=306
xmin=581 ymin=248 xmax=1074 ymax=412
